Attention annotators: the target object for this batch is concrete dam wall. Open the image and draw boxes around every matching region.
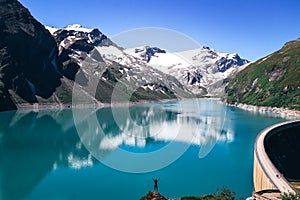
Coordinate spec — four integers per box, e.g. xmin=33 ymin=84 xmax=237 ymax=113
xmin=253 ymin=120 xmax=300 ymax=194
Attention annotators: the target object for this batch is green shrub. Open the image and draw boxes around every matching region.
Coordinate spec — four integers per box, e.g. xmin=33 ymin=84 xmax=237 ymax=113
xmin=281 ymin=191 xmax=300 ymax=200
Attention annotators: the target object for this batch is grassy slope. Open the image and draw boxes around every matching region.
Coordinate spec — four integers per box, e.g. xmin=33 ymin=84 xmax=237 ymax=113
xmin=225 ymin=38 xmax=300 ymax=110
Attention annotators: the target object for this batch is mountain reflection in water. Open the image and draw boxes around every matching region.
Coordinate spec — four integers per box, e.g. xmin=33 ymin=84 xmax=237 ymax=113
xmin=0 ymin=100 xmax=234 ymax=200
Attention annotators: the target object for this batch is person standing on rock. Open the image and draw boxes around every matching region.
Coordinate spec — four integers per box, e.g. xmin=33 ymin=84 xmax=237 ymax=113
xmin=152 ymin=178 xmax=160 ymax=192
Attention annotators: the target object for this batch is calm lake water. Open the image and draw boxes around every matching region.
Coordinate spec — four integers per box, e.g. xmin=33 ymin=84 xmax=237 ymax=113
xmin=0 ymin=100 xmax=287 ymax=200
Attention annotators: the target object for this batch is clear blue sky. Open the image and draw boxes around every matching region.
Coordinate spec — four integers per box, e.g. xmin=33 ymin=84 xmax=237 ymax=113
xmin=19 ymin=0 xmax=300 ymax=61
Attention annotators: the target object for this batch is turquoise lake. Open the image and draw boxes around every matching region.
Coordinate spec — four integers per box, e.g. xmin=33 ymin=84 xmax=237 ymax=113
xmin=0 ymin=100 xmax=287 ymax=200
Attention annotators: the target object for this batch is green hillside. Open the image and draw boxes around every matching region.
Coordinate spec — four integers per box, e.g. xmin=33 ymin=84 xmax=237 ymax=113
xmin=225 ymin=38 xmax=300 ymax=110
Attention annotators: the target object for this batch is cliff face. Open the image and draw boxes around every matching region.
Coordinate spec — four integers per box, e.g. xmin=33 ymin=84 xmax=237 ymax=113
xmin=0 ymin=0 xmax=62 ymax=111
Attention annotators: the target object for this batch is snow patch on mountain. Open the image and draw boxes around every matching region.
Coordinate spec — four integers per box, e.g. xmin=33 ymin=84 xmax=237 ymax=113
xmin=125 ymin=47 xmax=190 ymax=74
xmin=64 ymin=24 xmax=94 ymax=33
xmin=45 ymin=26 xmax=59 ymax=35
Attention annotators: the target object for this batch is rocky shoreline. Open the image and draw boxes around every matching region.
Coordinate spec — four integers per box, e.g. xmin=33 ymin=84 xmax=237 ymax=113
xmin=13 ymin=97 xmax=217 ymax=112
xmin=13 ymin=98 xmax=181 ymax=111
xmin=228 ymin=102 xmax=300 ymax=119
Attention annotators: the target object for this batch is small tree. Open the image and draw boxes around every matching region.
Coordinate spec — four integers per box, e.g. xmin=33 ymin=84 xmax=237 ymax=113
xmin=214 ymin=187 xmax=237 ymax=200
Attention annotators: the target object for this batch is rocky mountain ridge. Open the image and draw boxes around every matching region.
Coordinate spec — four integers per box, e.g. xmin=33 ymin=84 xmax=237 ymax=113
xmin=50 ymin=24 xmax=249 ymax=99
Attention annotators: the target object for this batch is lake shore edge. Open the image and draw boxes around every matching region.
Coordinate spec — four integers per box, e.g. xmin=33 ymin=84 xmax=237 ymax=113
xmin=8 ymin=98 xmax=300 ymax=120
xmin=227 ymin=102 xmax=300 ymax=119
xmin=12 ymin=97 xmax=219 ymax=112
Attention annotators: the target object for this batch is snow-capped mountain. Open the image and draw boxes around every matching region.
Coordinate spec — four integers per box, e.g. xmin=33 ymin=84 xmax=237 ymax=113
xmin=127 ymin=46 xmax=249 ymax=95
xmin=46 ymin=24 xmax=193 ymax=103
xmin=44 ymin=24 xmax=249 ymax=103
xmin=54 ymin=24 xmax=114 ymax=49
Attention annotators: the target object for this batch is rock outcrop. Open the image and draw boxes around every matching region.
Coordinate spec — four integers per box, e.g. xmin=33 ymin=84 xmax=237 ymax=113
xmin=140 ymin=191 xmax=169 ymax=200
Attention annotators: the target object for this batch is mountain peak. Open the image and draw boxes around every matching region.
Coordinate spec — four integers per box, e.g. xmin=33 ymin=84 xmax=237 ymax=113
xmin=202 ymin=46 xmax=211 ymax=50
xmin=226 ymin=52 xmax=240 ymax=60
xmin=134 ymin=46 xmax=166 ymax=62
xmin=48 ymin=24 xmax=114 ymax=50
xmin=45 ymin=24 xmax=99 ymax=35
xmin=66 ymin=24 xmax=82 ymax=29
xmin=63 ymin=24 xmax=94 ymax=33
